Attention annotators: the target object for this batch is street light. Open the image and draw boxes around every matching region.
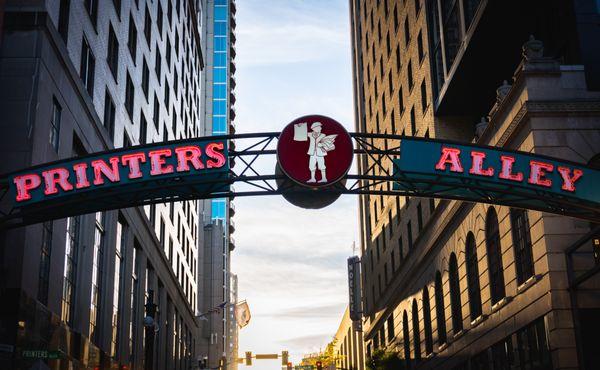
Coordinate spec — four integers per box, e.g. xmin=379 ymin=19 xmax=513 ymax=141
xmin=144 ymin=290 xmax=158 ymax=370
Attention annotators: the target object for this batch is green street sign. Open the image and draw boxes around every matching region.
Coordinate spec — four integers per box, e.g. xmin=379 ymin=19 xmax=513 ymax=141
xmin=22 ymin=350 xmax=64 ymax=360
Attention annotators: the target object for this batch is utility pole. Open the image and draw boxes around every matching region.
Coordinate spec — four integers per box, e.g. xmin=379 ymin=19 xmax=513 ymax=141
xmin=144 ymin=289 xmax=157 ymax=370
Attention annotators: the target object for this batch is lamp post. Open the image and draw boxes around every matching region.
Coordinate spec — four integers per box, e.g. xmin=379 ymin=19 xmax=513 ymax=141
xmin=144 ymin=289 xmax=157 ymax=370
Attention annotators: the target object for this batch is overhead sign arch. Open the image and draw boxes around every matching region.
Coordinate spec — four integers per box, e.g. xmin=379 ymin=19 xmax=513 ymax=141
xmin=1 ymin=115 xmax=599 ymax=228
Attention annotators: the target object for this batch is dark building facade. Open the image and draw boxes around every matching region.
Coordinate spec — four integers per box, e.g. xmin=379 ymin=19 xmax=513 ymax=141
xmin=350 ymin=0 xmax=600 ymax=369
xmin=0 ymin=0 xmax=206 ymax=369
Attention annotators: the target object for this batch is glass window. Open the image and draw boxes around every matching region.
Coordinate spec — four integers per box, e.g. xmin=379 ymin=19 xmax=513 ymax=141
xmin=491 ymin=337 xmax=514 ymax=369
xmin=112 ymin=217 xmax=127 ymax=357
xmin=213 ymin=84 xmax=227 ymax=98
xmin=58 ymin=0 xmax=70 ymax=42
xmin=422 ymin=287 xmax=434 ymax=355
xmin=213 ymin=67 xmax=227 ymax=83
xmin=214 ymin=52 xmax=227 ymax=67
xmin=387 ymin=314 xmax=395 ymax=340
xmin=435 ymin=271 xmax=447 ymax=345
xmin=80 ymin=37 xmax=96 ymax=98
xmin=412 ymin=299 xmax=421 ymax=360
xmin=486 ymin=207 xmax=506 ymax=304
xmin=510 ymin=208 xmax=534 ymax=285
xmin=108 ymin=24 xmax=119 ymax=80
xmin=517 ymin=318 xmax=552 ymax=368
xmin=214 ymin=36 xmax=227 ymax=52
xmin=466 ymin=232 xmax=483 ymax=321
xmin=211 ymin=199 xmax=226 ymax=220
xmin=402 ymin=311 xmax=410 ymax=365
xmin=214 ymin=6 xmax=227 ymax=21
xmin=62 ymin=216 xmax=81 ymax=325
xmin=212 ymin=116 xmax=227 ymax=133
xmin=49 ymin=98 xmax=61 ymax=152
xmin=85 ymin=0 xmax=98 ymax=28
xmin=38 ymin=221 xmax=53 ymax=305
xmin=214 ymin=22 xmax=227 ymax=35
xmin=90 ymin=212 xmax=104 ymax=343
xmin=212 ymin=100 xmax=227 ymax=115
xmin=449 ymin=253 xmax=463 ymax=334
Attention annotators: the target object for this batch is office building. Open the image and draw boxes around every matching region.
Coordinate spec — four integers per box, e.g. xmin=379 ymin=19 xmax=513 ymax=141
xmin=350 ymin=0 xmax=600 ymax=369
xmin=197 ymin=0 xmax=237 ymax=369
xmin=333 ymin=307 xmax=366 ymax=370
xmin=0 ymin=0 xmax=205 ymax=368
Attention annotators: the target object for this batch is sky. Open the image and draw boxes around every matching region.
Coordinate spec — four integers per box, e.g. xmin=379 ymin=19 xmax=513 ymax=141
xmin=230 ymin=0 xmax=358 ymax=368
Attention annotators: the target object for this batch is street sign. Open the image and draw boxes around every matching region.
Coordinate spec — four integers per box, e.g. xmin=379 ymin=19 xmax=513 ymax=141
xmin=4 ymin=138 xmax=229 ymax=225
xmin=277 ymin=115 xmax=353 ymax=188
xmin=347 ymin=256 xmax=362 ymax=322
xmin=255 ymin=354 xmax=278 ymax=359
xmin=21 ymin=350 xmax=64 ymax=359
xmin=393 ymin=137 xmax=600 ymax=218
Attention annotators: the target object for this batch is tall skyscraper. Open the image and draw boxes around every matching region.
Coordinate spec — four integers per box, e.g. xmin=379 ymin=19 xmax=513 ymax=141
xmin=350 ymin=0 xmax=600 ymax=368
xmin=0 ymin=0 xmax=205 ymax=369
xmin=198 ymin=0 xmax=237 ymax=369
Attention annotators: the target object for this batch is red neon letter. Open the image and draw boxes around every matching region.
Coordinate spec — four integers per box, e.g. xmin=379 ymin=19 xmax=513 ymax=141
xmin=528 ymin=160 xmax=554 ymax=187
xmin=469 ymin=151 xmax=494 ymax=177
xmin=498 ymin=155 xmax=524 ymax=182
xmin=42 ymin=168 xmax=74 ymax=195
xmin=72 ymin=163 xmax=91 ymax=189
xmin=205 ymin=142 xmax=226 ymax=169
xmin=175 ymin=145 xmax=205 ymax=172
xmin=435 ymin=147 xmax=463 ymax=173
xmin=13 ymin=174 xmax=41 ymax=202
xmin=92 ymin=157 xmax=121 ymax=185
xmin=557 ymin=166 xmax=583 ymax=192
xmin=122 ymin=152 xmax=147 ymax=179
xmin=149 ymin=149 xmax=174 ymax=175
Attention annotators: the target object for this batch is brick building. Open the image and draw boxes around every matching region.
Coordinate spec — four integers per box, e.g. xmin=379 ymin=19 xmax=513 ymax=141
xmin=349 ymin=0 xmax=600 ymax=369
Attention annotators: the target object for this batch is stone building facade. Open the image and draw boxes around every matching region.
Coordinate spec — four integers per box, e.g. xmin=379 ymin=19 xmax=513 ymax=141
xmin=0 ymin=0 xmax=205 ymax=368
xmin=333 ymin=306 xmax=366 ymax=370
xmin=349 ymin=0 xmax=600 ymax=369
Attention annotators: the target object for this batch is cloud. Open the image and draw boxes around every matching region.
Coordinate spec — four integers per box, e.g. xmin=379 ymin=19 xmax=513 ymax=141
xmin=279 ymin=333 xmax=334 ymax=351
xmin=265 ymin=303 xmax=346 ymax=319
xmin=236 ymin=0 xmax=350 ymax=66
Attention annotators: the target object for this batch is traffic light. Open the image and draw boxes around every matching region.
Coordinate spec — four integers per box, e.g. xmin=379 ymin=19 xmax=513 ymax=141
xmin=316 ymin=360 xmax=323 ymax=370
xmin=287 ymin=362 xmax=292 ymax=370
xmin=281 ymin=350 xmax=289 ymax=366
xmin=245 ymin=351 xmax=252 ymax=366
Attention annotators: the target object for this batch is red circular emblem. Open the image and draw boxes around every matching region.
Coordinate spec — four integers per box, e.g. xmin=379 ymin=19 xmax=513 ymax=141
xmin=277 ymin=115 xmax=353 ymax=188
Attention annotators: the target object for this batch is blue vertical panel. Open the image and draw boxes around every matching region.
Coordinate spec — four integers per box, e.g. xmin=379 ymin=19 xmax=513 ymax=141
xmin=211 ymin=0 xmax=230 ymax=221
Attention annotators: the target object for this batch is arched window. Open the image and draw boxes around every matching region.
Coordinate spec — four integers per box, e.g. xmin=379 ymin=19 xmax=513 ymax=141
xmin=449 ymin=253 xmax=463 ymax=334
xmin=403 ymin=310 xmax=411 ymax=367
xmin=466 ymin=232 xmax=482 ymax=320
xmin=412 ymin=300 xmax=421 ymax=361
xmin=486 ymin=207 xmax=506 ymax=304
xmin=510 ymin=208 xmax=534 ymax=285
xmin=434 ymin=271 xmax=447 ymax=345
xmin=422 ymin=287 xmax=434 ymax=355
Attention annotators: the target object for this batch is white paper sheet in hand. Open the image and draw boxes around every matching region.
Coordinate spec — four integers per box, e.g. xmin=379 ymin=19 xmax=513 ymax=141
xmin=293 ymin=122 xmax=308 ymax=141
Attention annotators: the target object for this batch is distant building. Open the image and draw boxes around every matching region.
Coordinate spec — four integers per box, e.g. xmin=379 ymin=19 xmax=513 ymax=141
xmin=350 ymin=0 xmax=600 ymax=369
xmin=0 ymin=0 xmax=205 ymax=369
xmin=333 ymin=307 xmax=366 ymax=370
xmin=197 ymin=0 xmax=237 ymax=369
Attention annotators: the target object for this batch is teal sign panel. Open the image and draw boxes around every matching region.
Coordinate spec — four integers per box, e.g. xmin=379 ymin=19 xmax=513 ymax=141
xmin=4 ymin=138 xmax=230 ymax=225
xmin=392 ymin=138 xmax=600 ymax=218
